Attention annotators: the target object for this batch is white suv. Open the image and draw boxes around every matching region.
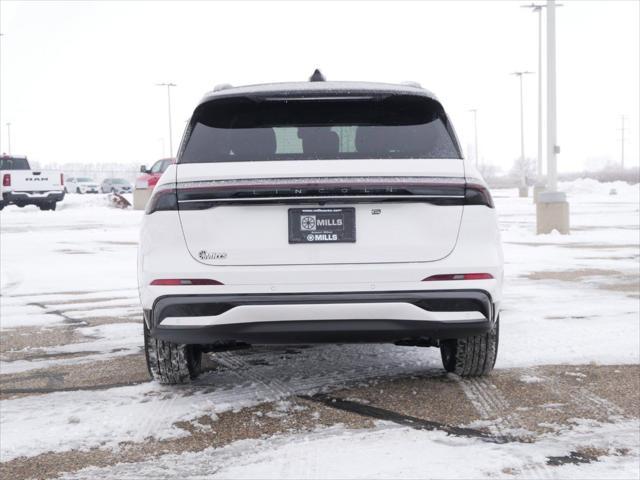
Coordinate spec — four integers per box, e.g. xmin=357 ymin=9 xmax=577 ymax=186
xmin=138 ymin=78 xmax=503 ymax=384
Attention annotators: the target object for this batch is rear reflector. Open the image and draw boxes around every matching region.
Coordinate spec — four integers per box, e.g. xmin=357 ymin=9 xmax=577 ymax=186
xmin=422 ymin=273 xmax=494 ymax=281
xmin=150 ymin=279 xmax=223 ymax=286
xmin=2 ymin=174 xmax=10 ymax=187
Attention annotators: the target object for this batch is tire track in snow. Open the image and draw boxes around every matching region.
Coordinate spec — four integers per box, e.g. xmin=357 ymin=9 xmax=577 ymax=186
xmin=210 ymin=348 xmax=443 ymax=402
xmin=213 ymin=351 xmax=297 ymax=400
xmin=457 ymin=376 xmax=555 ymax=479
xmin=535 ymin=370 xmax=626 ymax=419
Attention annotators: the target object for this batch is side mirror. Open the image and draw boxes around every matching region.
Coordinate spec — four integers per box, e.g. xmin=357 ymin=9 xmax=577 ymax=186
xmin=140 ymin=165 xmax=147 ymax=173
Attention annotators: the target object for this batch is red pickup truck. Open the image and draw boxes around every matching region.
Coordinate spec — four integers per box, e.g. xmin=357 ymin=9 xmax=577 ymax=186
xmin=136 ymin=158 xmax=175 ymax=190
xmin=134 ymin=158 xmax=175 ymax=209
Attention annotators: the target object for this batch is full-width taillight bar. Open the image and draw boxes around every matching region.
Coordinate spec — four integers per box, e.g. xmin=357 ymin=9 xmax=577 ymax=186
xmin=145 ymin=177 xmax=495 ymax=214
xmin=422 ymin=273 xmax=494 ymax=281
xmin=150 ymin=279 xmax=224 ymax=286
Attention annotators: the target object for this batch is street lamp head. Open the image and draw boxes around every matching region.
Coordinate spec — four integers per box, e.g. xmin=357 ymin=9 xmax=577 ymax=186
xmin=520 ymin=2 xmax=562 ymax=11
xmin=521 ymin=3 xmax=544 ymax=12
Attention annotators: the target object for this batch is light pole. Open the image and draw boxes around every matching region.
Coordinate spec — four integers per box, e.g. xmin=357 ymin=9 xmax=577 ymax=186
xmin=546 ymin=1 xmax=558 ymax=193
xmin=522 ymin=4 xmax=545 ymax=180
xmin=512 ymin=71 xmax=533 ymax=196
xmin=522 ymin=3 xmax=563 ymax=182
xmin=469 ymin=109 xmax=479 ymax=168
xmin=620 ymin=115 xmax=626 ymax=169
xmin=156 ymin=83 xmax=176 ymax=157
xmin=6 ymin=122 xmax=11 ymax=154
xmin=536 ymin=0 xmax=570 ymax=234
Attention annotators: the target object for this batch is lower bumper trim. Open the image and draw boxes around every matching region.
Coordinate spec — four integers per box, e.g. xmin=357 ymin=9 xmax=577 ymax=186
xmin=151 ymin=318 xmax=490 ymax=345
xmin=148 ymin=289 xmax=494 ymax=345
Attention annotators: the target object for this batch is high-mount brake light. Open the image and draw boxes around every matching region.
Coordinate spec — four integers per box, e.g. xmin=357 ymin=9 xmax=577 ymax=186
xmin=422 ymin=273 xmax=494 ymax=281
xmin=150 ymin=279 xmax=224 ymax=286
xmin=2 ymin=174 xmax=10 ymax=187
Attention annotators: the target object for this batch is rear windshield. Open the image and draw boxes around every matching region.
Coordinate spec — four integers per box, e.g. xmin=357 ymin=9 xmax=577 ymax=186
xmin=77 ymin=177 xmax=94 ymax=182
xmin=0 ymin=157 xmax=30 ymax=170
xmin=179 ymin=95 xmax=461 ymax=163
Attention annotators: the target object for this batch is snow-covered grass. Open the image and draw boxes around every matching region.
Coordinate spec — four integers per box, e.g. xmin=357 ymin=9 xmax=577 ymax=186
xmin=62 ymin=420 xmax=640 ymax=479
xmin=495 ymin=180 xmax=639 ymax=368
xmin=0 ymin=323 xmax=143 ymax=375
xmin=0 ymin=180 xmax=638 ymax=472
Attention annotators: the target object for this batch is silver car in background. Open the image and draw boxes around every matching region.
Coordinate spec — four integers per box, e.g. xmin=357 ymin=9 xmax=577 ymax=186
xmin=65 ymin=177 xmax=100 ymax=194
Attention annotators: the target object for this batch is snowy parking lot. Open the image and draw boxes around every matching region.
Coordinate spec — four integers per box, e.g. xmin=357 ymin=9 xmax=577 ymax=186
xmin=1 ymin=181 xmax=639 ymax=479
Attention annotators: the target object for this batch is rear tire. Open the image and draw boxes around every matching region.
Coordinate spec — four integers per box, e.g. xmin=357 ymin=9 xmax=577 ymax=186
xmin=143 ymin=321 xmax=202 ymax=384
xmin=440 ymin=316 xmax=499 ymax=377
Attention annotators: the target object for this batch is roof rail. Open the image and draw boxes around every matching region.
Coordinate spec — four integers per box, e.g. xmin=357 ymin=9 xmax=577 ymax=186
xmin=213 ymin=83 xmax=233 ymax=92
xmin=400 ymin=81 xmax=422 ymax=88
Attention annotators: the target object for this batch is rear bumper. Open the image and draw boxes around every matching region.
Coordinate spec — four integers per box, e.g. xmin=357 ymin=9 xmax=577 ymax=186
xmin=3 ymin=191 xmax=65 ymax=204
xmin=148 ymin=289 xmax=495 ymax=345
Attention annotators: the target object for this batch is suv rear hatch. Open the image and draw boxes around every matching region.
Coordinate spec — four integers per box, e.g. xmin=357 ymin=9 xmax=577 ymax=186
xmin=175 ymin=92 xmax=466 ymax=266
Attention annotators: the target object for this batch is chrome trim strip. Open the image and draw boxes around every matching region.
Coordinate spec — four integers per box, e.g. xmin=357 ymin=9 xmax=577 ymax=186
xmin=176 ymin=176 xmax=466 ymax=190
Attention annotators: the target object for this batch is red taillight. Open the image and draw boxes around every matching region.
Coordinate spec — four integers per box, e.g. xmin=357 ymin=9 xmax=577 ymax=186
xmin=150 ymin=279 xmax=223 ymax=286
xmin=60 ymin=173 xmax=64 ymax=185
xmin=465 ymin=183 xmax=494 ymax=208
xmin=2 ymin=174 xmax=10 ymax=187
xmin=422 ymin=273 xmax=494 ymax=281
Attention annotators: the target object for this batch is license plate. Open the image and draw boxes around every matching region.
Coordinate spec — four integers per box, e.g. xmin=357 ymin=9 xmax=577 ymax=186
xmin=288 ymin=208 xmax=356 ymax=244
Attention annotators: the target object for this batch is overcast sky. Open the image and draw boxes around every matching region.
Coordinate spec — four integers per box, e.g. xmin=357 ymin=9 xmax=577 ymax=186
xmin=0 ymin=0 xmax=638 ymax=172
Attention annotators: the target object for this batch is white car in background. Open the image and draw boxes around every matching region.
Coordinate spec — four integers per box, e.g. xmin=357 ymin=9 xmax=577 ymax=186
xmin=65 ymin=176 xmax=100 ymax=194
xmin=138 ymin=76 xmax=503 ymax=384
xmin=101 ymin=177 xmax=133 ymax=194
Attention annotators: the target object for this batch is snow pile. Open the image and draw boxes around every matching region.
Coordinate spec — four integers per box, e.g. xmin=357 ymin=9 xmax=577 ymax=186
xmin=558 ymin=178 xmax=639 ymax=199
xmin=0 ymin=197 xmax=142 ymax=296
